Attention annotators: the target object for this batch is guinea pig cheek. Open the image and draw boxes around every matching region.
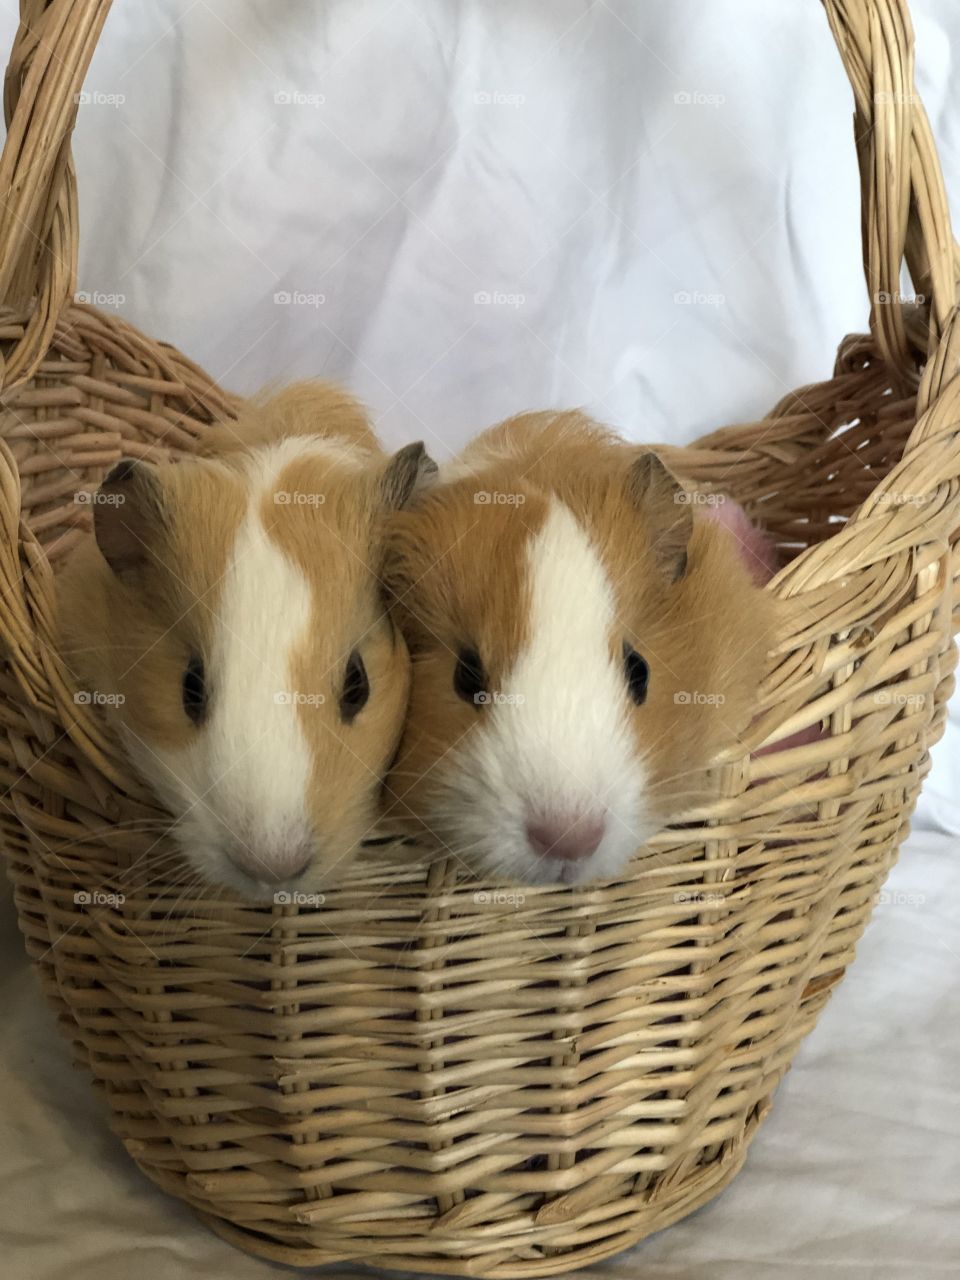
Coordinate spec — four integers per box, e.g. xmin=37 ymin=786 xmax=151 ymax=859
xmin=298 ymin=622 xmax=412 ymax=868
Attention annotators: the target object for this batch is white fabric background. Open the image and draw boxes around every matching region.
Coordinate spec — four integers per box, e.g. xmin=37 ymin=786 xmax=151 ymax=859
xmin=1 ymin=2 xmax=959 ymax=1276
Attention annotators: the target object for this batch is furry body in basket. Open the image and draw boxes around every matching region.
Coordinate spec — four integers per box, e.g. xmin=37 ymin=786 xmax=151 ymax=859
xmin=1 ymin=0 xmax=958 ymax=1274
xmin=56 ymin=381 xmax=435 ymax=898
xmin=383 ymin=410 xmax=780 ymax=884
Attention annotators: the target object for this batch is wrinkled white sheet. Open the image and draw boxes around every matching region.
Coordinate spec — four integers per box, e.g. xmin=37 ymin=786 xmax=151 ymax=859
xmin=2 ymin=1 xmax=959 ymax=1276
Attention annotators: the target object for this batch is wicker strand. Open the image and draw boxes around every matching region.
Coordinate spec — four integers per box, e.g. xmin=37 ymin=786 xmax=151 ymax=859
xmin=0 ymin=1 xmax=958 ymax=1276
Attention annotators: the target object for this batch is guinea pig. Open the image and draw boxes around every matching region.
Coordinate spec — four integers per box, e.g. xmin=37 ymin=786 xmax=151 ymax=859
xmin=383 ymin=409 xmax=780 ymax=885
xmin=57 ymin=381 xmax=436 ymax=899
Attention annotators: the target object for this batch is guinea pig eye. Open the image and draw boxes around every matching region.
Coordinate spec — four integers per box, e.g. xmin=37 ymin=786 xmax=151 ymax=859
xmin=623 ymin=643 xmax=649 ymax=706
xmin=182 ymin=655 xmax=207 ymax=725
xmin=453 ymin=647 xmax=487 ymax=706
xmin=340 ymin=650 xmax=369 ymax=722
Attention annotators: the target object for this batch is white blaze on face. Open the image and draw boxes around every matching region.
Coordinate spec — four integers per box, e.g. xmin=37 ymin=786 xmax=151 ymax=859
xmin=130 ymin=439 xmax=328 ymax=891
xmin=454 ymin=500 xmax=652 ymax=883
xmin=203 ymin=466 xmax=314 ymax=858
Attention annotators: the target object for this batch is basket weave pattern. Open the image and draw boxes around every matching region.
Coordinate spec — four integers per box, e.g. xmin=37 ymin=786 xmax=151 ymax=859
xmin=1 ymin=2 xmax=959 ymax=1275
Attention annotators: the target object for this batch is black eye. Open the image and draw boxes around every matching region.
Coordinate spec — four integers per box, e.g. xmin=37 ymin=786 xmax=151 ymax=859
xmin=340 ymin=650 xmax=369 ymax=722
xmin=623 ymin=643 xmax=648 ymax=705
xmin=453 ymin=646 xmax=487 ymax=706
xmin=182 ymin=655 xmax=207 ymax=724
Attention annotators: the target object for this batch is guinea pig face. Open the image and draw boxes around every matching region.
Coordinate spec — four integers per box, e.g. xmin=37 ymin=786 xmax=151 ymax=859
xmin=385 ymin=453 xmax=779 ymax=885
xmin=77 ymin=438 xmax=432 ymax=900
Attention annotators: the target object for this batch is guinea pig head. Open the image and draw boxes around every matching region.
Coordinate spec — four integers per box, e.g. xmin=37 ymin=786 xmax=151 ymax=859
xmin=60 ymin=437 xmax=434 ymax=899
xmin=384 ymin=452 xmax=780 ymax=884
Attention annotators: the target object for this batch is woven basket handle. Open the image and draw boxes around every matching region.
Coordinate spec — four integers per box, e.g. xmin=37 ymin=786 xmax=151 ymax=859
xmin=0 ymin=0 xmax=112 ymax=391
xmin=0 ymin=0 xmax=955 ymax=391
xmin=823 ymin=0 xmax=960 ymax=382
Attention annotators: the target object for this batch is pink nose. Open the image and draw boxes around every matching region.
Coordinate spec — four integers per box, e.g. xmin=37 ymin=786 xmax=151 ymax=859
xmin=226 ymin=843 xmax=312 ymax=885
xmin=525 ymin=813 xmax=606 ymax=862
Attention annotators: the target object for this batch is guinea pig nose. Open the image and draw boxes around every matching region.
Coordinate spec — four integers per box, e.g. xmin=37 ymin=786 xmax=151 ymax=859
xmin=526 ymin=813 xmax=606 ymax=862
xmin=226 ymin=844 xmax=312 ymax=885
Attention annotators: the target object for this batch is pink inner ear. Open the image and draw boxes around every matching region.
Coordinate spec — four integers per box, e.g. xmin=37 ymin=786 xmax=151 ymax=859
xmin=700 ymin=497 xmax=779 ymax=586
xmin=698 ymin=495 xmax=827 ymax=765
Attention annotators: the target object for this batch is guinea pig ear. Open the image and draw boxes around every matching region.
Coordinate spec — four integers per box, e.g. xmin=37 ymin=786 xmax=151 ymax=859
xmin=380 ymin=441 xmax=438 ymax=510
xmin=627 ymin=450 xmax=692 ymax=582
xmin=93 ymin=458 xmax=165 ymax=581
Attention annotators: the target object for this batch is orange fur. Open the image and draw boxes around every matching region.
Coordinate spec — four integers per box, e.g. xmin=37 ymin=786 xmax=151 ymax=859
xmin=384 ymin=410 xmax=782 ymax=871
xmin=57 ymin=381 xmax=430 ymax=895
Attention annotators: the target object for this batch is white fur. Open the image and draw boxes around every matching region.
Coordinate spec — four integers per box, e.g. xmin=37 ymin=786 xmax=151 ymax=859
xmin=126 ymin=439 xmax=332 ymax=897
xmin=437 ymin=500 xmax=653 ymax=883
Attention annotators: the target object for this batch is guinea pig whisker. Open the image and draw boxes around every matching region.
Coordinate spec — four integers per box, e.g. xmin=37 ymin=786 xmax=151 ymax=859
xmin=36 ymin=819 xmax=175 ymax=858
xmin=121 ymin=853 xmax=192 ymax=893
xmin=157 ymin=869 xmax=213 ymax=934
xmin=153 ymin=860 xmax=201 ymax=900
xmin=646 ymin=763 xmax=716 ymax=789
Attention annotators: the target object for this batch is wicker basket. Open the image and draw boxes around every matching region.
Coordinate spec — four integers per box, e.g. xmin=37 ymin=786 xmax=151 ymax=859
xmin=1 ymin=1 xmax=958 ymax=1275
